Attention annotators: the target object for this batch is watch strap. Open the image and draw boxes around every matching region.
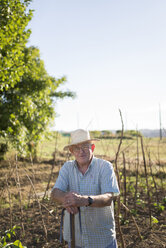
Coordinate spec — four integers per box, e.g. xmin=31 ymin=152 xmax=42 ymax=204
xmin=87 ymin=196 xmax=93 ymax=206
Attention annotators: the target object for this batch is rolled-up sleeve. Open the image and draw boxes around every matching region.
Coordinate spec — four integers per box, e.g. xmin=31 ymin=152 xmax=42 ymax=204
xmin=52 ymin=163 xmax=69 ymax=192
xmin=100 ymin=162 xmax=120 ymax=195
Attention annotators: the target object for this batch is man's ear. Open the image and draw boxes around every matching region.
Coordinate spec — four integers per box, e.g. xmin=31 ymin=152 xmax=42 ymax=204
xmin=69 ymin=147 xmax=73 ymax=154
xmin=91 ymin=144 xmax=95 ymax=152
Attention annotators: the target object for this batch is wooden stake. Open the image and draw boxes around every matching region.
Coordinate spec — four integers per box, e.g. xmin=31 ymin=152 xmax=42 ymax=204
xmin=121 ymin=203 xmax=142 ymax=240
xmin=122 ymin=152 xmax=127 ymax=220
xmin=114 ymin=109 xmax=126 ymax=248
xmin=70 ymin=213 xmax=75 ymax=248
xmin=140 ymin=136 xmax=152 ymax=227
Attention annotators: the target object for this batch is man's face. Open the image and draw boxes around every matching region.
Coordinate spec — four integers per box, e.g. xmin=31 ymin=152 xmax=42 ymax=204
xmin=70 ymin=142 xmax=93 ymax=166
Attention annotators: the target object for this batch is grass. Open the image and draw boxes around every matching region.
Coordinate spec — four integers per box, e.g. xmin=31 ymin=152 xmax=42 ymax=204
xmin=2 ymin=131 xmax=166 ymax=162
xmin=2 ymin=132 xmax=166 ymax=206
xmin=36 ymin=133 xmax=166 ymax=165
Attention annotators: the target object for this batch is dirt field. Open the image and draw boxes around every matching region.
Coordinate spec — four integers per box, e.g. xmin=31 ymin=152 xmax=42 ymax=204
xmin=0 ymin=151 xmax=166 ymax=247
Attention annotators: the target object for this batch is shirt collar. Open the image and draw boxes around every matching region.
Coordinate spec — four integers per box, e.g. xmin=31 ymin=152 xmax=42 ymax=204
xmin=74 ymin=155 xmax=95 ymax=172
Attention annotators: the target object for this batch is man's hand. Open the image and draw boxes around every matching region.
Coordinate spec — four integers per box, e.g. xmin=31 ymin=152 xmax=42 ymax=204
xmin=63 ymin=192 xmax=88 ymax=209
xmin=51 ymin=189 xmax=80 ymax=215
xmin=66 ymin=206 xmax=79 ymax=215
xmin=63 ymin=192 xmax=87 ymax=215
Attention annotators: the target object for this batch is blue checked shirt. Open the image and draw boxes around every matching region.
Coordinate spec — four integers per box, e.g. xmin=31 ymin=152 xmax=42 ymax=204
xmin=53 ymin=156 xmax=120 ymax=248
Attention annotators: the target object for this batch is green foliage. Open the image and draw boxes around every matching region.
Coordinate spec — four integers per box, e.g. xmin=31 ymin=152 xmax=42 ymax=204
xmin=116 ymin=130 xmax=123 ymax=136
xmin=125 ymin=130 xmax=142 ymax=137
xmin=0 ymin=226 xmax=26 ymax=248
xmin=127 ymin=183 xmax=135 ymax=193
xmin=120 ymin=218 xmax=129 ymax=225
xmin=153 ymin=203 xmax=165 ymax=212
xmin=162 ymin=196 xmax=166 ymax=204
xmin=0 ymin=0 xmax=33 ymax=91
xmin=130 ymin=209 xmax=138 ymax=216
xmin=100 ymin=130 xmax=114 ymax=139
xmin=136 ymin=198 xmax=145 ymax=207
xmin=116 ymin=130 xmax=142 ymax=137
xmin=90 ymin=130 xmax=101 ymax=138
xmin=0 ymin=0 xmax=75 ymax=157
xmin=0 ymin=47 xmax=75 ymax=156
xmin=151 ymin=216 xmax=159 ymax=224
xmin=0 ymin=142 xmax=8 ymax=160
xmin=119 ymin=214 xmax=129 ymax=225
xmin=101 ymin=130 xmax=113 ymax=136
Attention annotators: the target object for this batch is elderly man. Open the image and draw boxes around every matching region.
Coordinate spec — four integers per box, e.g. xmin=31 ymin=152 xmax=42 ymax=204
xmin=51 ymin=129 xmax=120 ymax=248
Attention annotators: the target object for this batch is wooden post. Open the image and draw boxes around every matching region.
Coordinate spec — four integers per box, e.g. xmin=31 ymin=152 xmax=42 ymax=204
xmin=70 ymin=213 xmax=75 ymax=248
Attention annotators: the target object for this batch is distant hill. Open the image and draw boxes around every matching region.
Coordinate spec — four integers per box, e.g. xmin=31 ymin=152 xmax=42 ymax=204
xmin=110 ymin=129 xmax=166 ymax=138
xmin=139 ymin=129 xmax=166 ymax=138
xmin=59 ymin=129 xmax=166 ymax=138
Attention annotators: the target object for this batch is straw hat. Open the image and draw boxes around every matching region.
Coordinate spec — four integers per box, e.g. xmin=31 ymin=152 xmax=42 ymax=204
xmin=64 ymin=129 xmax=99 ymax=150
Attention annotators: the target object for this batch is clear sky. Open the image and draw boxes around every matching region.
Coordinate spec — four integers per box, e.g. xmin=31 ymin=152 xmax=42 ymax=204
xmin=28 ymin=0 xmax=166 ymax=131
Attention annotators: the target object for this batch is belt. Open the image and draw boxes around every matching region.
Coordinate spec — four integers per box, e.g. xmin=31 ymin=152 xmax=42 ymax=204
xmin=60 ymin=207 xmax=82 ymax=243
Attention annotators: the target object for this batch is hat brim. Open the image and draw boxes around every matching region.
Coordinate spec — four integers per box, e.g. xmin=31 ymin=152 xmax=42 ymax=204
xmin=63 ymin=138 xmax=99 ymax=151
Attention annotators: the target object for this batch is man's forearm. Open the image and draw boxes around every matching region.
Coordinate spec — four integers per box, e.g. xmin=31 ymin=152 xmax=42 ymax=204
xmin=61 ymin=192 xmax=115 ymax=208
xmin=89 ymin=193 xmax=114 ymax=207
xmin=51 ymin=188 xmax=66 ymax=205
xmin=51 ymin=189 xmax=115 ymax=208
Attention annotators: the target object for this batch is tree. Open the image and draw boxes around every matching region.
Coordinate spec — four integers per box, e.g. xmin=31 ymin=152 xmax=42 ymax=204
xmin=116 ymin=130 xmax=142 ymax=138
xmin=90 ymin=130 xmax=101 ymax=138
xmin=0 ymin=0 xmax=33 ymax=91
xmin=101 ymin=130 xmax=113 ymax=136
xmin=0 ymin=0 xmax=75 ymax=158
xmin=0 ymin=46 xmax=75 ymax=157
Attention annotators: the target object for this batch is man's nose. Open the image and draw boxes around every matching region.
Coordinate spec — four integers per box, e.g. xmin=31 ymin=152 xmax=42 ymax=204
xmin=79 ymin=147 xmax=84 ymax=152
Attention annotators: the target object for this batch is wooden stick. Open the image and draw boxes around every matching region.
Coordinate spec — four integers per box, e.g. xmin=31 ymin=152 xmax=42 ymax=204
xmin=134 ymin=131 xmax=139 ymax=211
xmin=6 ymin=176 xmax=13 ymax=229
xmin=114 ymin=109 xmax=126 ymax=248
xmin=121 ymin=203 xmax=142 ymax=240
xmin=70 ymin=213 xmax=75 ymax=248
xmin=24 ymin=168 xmax=48 ymax=239
xmin=140 ymin=136 xmax=152 ymax=227
xmin=15 ymin=154 xmax=25 ymax=235
xmin=148 ymin=151 xmax=159 ymax=205
xmin=122 ymin=152 xmax=127 ymax=220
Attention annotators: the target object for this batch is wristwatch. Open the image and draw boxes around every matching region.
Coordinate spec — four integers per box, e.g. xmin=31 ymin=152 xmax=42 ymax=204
xmin=87 ymin=196 xmax=93 ymax=206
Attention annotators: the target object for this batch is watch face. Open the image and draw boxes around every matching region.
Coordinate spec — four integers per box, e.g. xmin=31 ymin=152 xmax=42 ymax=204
xmin=88 ymin=196 xmax=93 ymax=206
